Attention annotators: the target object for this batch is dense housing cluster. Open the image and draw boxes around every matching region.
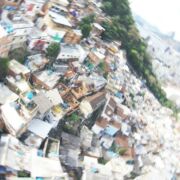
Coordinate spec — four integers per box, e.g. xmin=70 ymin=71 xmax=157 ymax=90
xmin=0 ymin=0 xmax=179 ymax=180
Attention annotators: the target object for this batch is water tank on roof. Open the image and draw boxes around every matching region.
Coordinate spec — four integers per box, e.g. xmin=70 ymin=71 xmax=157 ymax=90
xmin=15 ymin=75 xmax=21 ymax=81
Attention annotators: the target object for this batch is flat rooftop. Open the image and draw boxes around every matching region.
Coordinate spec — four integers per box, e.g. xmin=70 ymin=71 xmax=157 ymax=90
xmin=9 ymin=59 xmax=30 ymax=75
xmin=34 ymin=70 xmax=60 ymax=89
xmin=0 ymin=84 xmax=18 ymax=104
xmin=0 ymin=25 xmax=8 ymax=38
xmin=49 ymin=11 xmax=72 ymax=27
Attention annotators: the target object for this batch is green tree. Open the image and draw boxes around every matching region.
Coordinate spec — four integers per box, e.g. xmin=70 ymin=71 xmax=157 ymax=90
xmin=98 ymin=61 xmax=106 ymax=71
xmin=46 ymin=42 xmax=60 ymax=60
xmin=101 ymin=1 xmax=112 ymax=15
xmin=9 ymin=48 xmax=30 ymax=64
xmin=98 ymin=157 xmax=108 ymax=164
xmin=69 ymin=113 xmax=80 ymax=122
xmin=80 ymin=24 xmax=92 ymax=38
xmin=81 ymin=14 xmax=95 ymax=24
xmin=79 ymin=14 xmax=95 ymax=38
xmin=100 ymin=0 xmax=178 ymax=113
xmin=0 ymin=57 xmax=10 ymax=80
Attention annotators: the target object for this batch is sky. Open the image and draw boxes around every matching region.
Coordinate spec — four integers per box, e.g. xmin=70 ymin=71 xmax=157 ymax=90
xmin=130 ymin=0 xmax=180 ymax=41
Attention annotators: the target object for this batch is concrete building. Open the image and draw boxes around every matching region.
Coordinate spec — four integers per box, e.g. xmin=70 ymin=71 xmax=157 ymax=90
xmin=80 ymin=91 xmax=106 ymax=118
xmin=57 ymin=43 xmax=87 ymax=62
xmin=0 ymin=11 xmax=34 ymax=54
xmin=64 ymin=29 xmax=82 ymax=44
xmin=0 ymin=24 xmax=12 ymax=57
xmin=32 ymin=70 xmax=60 ymax=90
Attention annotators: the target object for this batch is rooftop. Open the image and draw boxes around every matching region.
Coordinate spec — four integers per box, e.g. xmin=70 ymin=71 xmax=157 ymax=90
xmin=27 ymin=54 xmax=49 ymax=72
xmin=0 ymin=84 xmax=18 ymax=105
xmin=33 ymin=92 xmax=53 ymax=114
xmin=49 ymin=11 xmax=72 ymax=27
xmin=0 ymin=25 xmax=8 ymax=38
xmin=46 ymin=88 xmax=64 ymax=106
xmin=93 ymin=23 xmax=105 ymax=31
xmin=6 ymin=76 xmax=31 ymax=93
xmin=57 ymin=44 xmax=82 ymax=60
xmin=85 ymin=91 xmax=106 ymax=110
xmin=33 ymin=70 xmax=60 ymax=89
xmin=1 ymin=102 xmax=30 ymax=136
xmin=28 ymin=118 xmax=53 ymax=139
xmin=9 ymin=59 xmax=30 ymax=75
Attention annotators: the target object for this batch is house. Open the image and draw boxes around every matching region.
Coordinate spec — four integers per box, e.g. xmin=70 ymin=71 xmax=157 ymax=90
xmin=8 ymin=59 xmax=30 ymax=80
xmin=0 ymin=134 xmax=34 ymax=173
xmin=92 ymin=117 xmax=108 ymax=135
xmin=57 ymin=43 xmax=87 ymax=63
xmin=104 ymin=121 xmax=120 ymax=137
xmin=27 ymin=118 xmax=53 ymax=140
xmin=46 ymin=104 xmax=66 ymax=123
xmin=102 ymin=96 xmax=130 ymax=121
xmin=19 ymin=91 xmax=39 ymax=118
xmin=0 ymin=83 xmax=18 ymax=105
xmin=88 ymin=73 xmax=107 ymax=92
xmin=85 ymin=146 xmax=103 ymax=159
xmin=57 ymin=83 xmax=70 ymax=97
xmin=80 ymin=91 xmax=106 ymax=118
xmin=22 ymin=0 xmax=48 ymax=21
xmin=32 ymin=92 xmax=53 ymax=115
xmin=62 ymin=91 xmax=79 ymax=114
xmin=64 ymin=29 xmax=82 ymax=44
xmin=53 ymin=61 xmax=69 ymax=75
xmin=45 ymin=88 xmax=64 ymax=106
xmin=46 ymin=27 xmax=66 ymax=43
xmin=101 ymin=96 xmax=117 ymax=121
xmin=41 ymin=89 xmax=65 ymax=125
xmin=31 ymin=155 xmax=66 ymax=178
xmin=6 ymin=75 xmax=31 ymax=94
xmin=48 ymin=11 xmax=72 ymax=28
xmin=0 ymin=25 xmax=12 ymax=57
xmin=91 ymin=23 xmax=105 ymax=37
xmin=100 ymin=134 xmax=114 ymax=149
xmin=49 ymin=3 xmax=68 ymax=16
xmin=88 ymin=48 xmax=106 ymax=66
xmin=64 ymin=69 xmax=76 ymax=80
xmin=22 ymin=130 xmax=45 ymax=148
xmin=82 ymin=156 xmax=112 ymax=180
xmin=82 ymin=156 xmax=133 ymax=180
xmin=116 ymin=104 xmax=131 ymax=120
xmin=0 ymin=91 xmax=39 ymax=136
xmin=26 ymin=54 xmax=49 ymax=72
xmin=70 ymin=61 xmax=82 ymax=73
xmin=114 ymin=134 xmax=135 ymax=158
xmin=0 ymin=101 xmax=30 ymax=136
xmin=1 ymin=12 xmax=34 ymax=50
xmin=32 ymin=70 xmax=60 ymax=90
xmin=0 ymin=134 xmax=68 ymax=178
xmin=78 ymin=73 xmax=107 ymax=92
xmin=43 ymin=137 xmax=60 ymax=160
xmin=105 ymin=157 xmax=133 ymax=179
xmin=106 ymin=75 xmax=123 ymax=94
xmin=71 ymin=81 xmax=89 ymax=99
xmin=92 ymin=96 xmax=130 ymax=138
xmin=57 ymin=44 xmax=80 ymax=61
xmin=27 ymin=28 xmax=49 ymax=51
xmin=106 ymin=41 xmax=121 ymax=54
